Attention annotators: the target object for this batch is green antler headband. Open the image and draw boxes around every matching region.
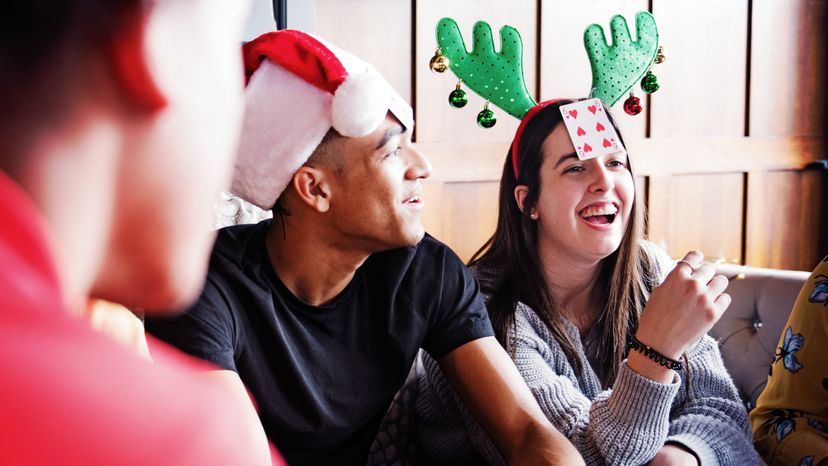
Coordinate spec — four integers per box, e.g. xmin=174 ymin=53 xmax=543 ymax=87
xmin=434 ymin=17 xmax=537 ymax=126
xmin=584 ymin=11 xmax=660 ymax=107
xmin=430 ymin=12 xmax=663 ymax=127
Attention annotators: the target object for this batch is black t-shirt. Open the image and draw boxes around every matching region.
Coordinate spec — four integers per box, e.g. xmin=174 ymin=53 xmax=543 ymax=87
xmin=146 ymin=220 xmax=493 ymax=466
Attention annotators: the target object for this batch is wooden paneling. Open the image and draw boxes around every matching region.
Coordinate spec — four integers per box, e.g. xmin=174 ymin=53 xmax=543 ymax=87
xmin=750 ymin=0 xmax=827 ymax=137
xmin=415 ymin=0 xmax=538 ymax=143
xmin=648 ymin=173 xmax=745 ymax=262
xmin=746 ymin=169 xmax=828 ymax=270
xmin=431 ymin=181 xmax=500 ymax=262
xmin=539 ymin=2 xmax=649 ymax=140
xmin=650 ymin=0 xmax=748 ymax=138
xmin=314 ymin=0 xmax=413 ymax=104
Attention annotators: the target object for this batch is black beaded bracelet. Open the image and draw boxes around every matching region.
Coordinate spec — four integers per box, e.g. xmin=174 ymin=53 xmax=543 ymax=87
xmin=626 ymin=335 xmax=684 ymax=371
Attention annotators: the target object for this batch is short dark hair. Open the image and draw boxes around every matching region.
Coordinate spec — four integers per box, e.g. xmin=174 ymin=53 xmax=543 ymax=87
xmin=0 ymin=1 xmax=143 ymax=161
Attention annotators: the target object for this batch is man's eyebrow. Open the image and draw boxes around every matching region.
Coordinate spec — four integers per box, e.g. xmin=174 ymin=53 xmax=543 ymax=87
xmin=553 ymin=152 xmax=579 ymax=168
xmin=374 ymin=124 xmax=406 ymax=150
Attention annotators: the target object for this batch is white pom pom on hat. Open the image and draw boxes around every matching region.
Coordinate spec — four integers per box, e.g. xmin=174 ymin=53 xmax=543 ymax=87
xmin=231 ymin=30 xmax=413 ymax=210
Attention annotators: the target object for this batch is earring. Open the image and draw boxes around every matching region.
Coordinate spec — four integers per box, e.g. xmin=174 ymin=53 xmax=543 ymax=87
xmin=429 ymin=47 xmax=449 ymax=73
xmin=477 ymin=101 xmax=497 ymax=128
xmin=448 ymin=81 xmax=468 ymax=108
xmin=530 ymin=212 xmax=538 ymax=220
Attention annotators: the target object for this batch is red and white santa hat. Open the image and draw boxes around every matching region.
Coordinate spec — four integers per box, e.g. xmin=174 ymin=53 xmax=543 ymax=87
xmin=232 ymin=30 xmax=414 ymax=209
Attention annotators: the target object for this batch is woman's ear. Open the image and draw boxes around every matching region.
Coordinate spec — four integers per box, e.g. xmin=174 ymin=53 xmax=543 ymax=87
xmin=514 ymin=185 xmax=533 ymax=217
xmin=108 ymin=12 xmax=167 ymax=113
xmin=290 ymin=166 xmax=332 ymax=213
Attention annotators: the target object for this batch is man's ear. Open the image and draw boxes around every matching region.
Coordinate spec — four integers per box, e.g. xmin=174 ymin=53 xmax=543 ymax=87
xmin=291 ymin=166 xmax=332 ymax=213
xmin=108 ymin=12 xmax=167 ymax=113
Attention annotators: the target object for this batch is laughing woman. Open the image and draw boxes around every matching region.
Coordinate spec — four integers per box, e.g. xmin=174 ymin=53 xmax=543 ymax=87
xmin=415 ymin=100 xmax=759 ymax=465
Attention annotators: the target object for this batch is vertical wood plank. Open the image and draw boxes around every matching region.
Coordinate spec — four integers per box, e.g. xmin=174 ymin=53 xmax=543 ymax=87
xmin=438 ymin=181 xmax=500 ymax=262
xmin=645 ymin=175 xmax=672 ymax=253
xmin=416 ymin=0 xmax=538 ymax=143
xmin=420 ymin=181 xmax=445 ymax=241
xmin=314 ymin=0 xmax=413 ymax=104
xmin=647 ymin=174 xmax=744 ymax=261
xmin=649 ymin=0 xmax=748 ymax=138
xmin=745 ymin=169 xmax=827 ymax=270
xmin=539 ymin=2 xmax=649 ymax=140
xmin=750 ymin=0 xmax=827 ymax=137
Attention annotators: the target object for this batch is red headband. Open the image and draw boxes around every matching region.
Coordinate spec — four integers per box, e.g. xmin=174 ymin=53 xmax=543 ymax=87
xmin=510 ymin=98 xmax=568 ymax=180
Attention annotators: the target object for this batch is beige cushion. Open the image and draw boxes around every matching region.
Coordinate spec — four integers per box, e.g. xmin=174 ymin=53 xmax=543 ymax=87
xmin=709 ymin=264 xmax=810 ymax=409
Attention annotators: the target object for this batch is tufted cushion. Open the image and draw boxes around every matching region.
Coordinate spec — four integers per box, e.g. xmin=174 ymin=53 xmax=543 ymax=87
xmin=709 ymin=264 xmax=810 ymax=410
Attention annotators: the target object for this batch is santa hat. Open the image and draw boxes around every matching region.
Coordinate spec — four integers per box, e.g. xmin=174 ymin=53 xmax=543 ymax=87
xmin=231 ymin=30 xmax=414 ymax=209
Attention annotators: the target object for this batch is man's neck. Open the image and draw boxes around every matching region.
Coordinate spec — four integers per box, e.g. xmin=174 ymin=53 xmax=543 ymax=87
xmin=264 ymin=219 xmax=370 ymax=307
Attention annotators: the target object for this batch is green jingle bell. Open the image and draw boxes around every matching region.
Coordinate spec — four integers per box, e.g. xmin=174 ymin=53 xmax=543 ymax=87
xmin=640 ymin=70 xmax=660 ymax=94
xmin=477 ymin=103 xmax=496 ymax=128
xmin=448 ymin=82 xmax=468 ymax=108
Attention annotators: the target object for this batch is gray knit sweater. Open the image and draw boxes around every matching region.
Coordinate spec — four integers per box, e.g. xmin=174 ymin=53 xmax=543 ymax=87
xmin=414 ymin=246 xmax=760 ymax=465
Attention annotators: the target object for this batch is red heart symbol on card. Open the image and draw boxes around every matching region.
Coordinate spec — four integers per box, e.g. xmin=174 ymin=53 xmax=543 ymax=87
xmin=588 ymin=105 xmax=597 ymax=114
xmin=596 ymin=122 xmax=605 ymax=132
xmin=576 ymin=126 xmax=586 ymax=136
xmin=583 ymin=143 xmax=592 ymax=153
xmin=602 ymin=138 xmax=611 ymax=148
xmin=568 ymin=110 xmax=578 ymax=119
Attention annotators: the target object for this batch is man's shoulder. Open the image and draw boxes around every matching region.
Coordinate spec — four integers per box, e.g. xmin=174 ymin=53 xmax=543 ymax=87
xmin=214 ymin=220 xmax=270 ymax=256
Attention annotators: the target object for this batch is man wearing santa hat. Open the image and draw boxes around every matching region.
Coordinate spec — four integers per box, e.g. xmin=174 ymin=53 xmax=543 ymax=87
xmin=147 ymin=30 xmax=583 ymax=466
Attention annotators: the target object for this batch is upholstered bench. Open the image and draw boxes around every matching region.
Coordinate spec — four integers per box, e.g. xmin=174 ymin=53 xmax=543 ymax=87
xmin=710 ymin=264 xmax=810 ymax=409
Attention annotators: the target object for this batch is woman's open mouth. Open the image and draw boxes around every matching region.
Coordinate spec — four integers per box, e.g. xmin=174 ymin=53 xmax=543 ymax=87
xmin=579 ymin=204 xmax=618 ymax=225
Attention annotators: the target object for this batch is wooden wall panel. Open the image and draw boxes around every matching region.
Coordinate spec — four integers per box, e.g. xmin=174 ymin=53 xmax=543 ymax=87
xmin=314 ymin=0 xmax=413 ymax=104
xmin=431 ymin=181 xmax=500 ymax=262
xmin=539 ymin=2 xmax=649 ymax=140
xmin=746 ymin=170 xmax=828 ymax=271
xmin=647 ymin=173 xmax=745 ymax=262
xmin=750 ymin=0 xmax=827 ymax=137
xmin=650 ymin=1 xmax=748 ymax=138
xmin=415 ymin=0 xmax=538 ymax=143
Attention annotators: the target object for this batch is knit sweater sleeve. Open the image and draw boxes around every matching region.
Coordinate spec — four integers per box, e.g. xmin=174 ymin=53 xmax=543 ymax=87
xmin=664 ymin=335 xmax=761 ymax=465
xmin=512 ymin=307 xmax=681 ymax=465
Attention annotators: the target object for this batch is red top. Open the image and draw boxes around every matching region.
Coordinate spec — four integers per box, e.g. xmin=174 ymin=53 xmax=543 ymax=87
xmin=0 ymin=171 xmax=283 ymax=465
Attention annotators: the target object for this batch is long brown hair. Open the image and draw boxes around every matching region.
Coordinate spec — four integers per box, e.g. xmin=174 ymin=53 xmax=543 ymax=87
xmin=469 ymin=100 xmax=657 ymax=386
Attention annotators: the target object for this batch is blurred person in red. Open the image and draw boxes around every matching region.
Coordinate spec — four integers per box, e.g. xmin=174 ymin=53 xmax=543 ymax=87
xmin=0 ymin=1 xmax=279 ymax=464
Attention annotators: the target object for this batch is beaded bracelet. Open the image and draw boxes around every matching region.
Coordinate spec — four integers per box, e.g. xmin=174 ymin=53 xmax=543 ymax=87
xmin=626 ymin=335 xmax=684 ymax=371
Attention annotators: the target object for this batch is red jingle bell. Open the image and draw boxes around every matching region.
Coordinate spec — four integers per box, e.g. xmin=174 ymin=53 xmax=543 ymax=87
xmin=623 ymin=95 xmax=642 ymax=115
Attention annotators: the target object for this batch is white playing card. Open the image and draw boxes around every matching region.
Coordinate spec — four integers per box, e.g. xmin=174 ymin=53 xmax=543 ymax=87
xmin=559 ymin=98 xmax=626 ymax=161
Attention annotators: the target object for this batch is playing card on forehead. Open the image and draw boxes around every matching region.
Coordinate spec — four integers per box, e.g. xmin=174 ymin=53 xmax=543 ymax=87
xmin=559 ymin=98 xmax=626 ymax=161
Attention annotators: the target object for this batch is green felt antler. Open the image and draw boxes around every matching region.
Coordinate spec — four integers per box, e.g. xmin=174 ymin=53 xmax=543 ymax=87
xmin=436 ymin=17 xmax=537 ymax=119
xmin=584 ymin=11 xmax=659 ymax=106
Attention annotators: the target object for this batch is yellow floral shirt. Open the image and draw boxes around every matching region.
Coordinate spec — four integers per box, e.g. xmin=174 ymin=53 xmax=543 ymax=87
xmin=751 ymin=256 xmax=828 ymax=466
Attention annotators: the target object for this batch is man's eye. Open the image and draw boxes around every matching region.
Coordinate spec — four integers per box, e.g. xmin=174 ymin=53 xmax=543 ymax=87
xmin=608 ymin=160 xmax=627 ymax=168
xmin=385 ymin=147 xmax=401 ymax=158
xmin=564 ymin=165 xmax=584 ymax=174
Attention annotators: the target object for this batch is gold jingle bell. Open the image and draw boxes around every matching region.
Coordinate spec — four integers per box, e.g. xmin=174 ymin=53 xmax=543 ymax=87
xmin=654 ymin=45 xmax=666 ymax=64
xmin=429 ymin=48 xmax=449 ymax=73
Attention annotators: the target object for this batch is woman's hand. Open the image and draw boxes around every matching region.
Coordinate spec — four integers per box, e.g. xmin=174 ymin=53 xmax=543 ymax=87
xmin=629 ymin=250 xmax=731 ymax=382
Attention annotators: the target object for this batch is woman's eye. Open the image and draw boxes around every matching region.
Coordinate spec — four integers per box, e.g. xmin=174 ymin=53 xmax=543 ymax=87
xmin=564 ymin=165 xmax=584 ymax=174
xmin=608 ymin=160 xmax=627 ymax=168
xmin=385 ymin=147 xmax=401 ymax=159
